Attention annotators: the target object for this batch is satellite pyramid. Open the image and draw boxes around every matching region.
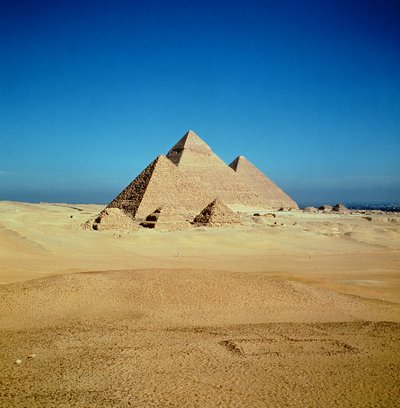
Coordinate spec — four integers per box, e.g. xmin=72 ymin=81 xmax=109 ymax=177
xmin=166 ymin=130 xmax=268 ymax=211
xmin=229 ymin=156 xmax=298 ymax=209
xmin=140 ymin=207 xmax=190 ymax=230
xmin=87 ymin=207 xmax=139 ymax=232
xmin=193 ymin=198 xmax=242 ymax=226
xmin=106 ymin=154 xmax=211 ymax=219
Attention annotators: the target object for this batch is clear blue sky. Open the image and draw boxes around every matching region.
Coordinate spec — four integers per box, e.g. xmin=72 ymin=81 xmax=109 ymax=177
xmin=1 ymin=0 xmax=399 ymax=206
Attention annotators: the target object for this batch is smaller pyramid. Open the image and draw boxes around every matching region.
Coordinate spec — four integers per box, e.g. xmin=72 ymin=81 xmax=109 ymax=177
xmin=85 ymin=208 xmax=139 ymax=231
xmin=193 ymin=198 xmax=242 ymax=227
xmin=140 ymin=207 xmax=162 ymax=228
xmin=318 ymin=205 xmax=333 ymax=212
xmin=229 ymin=156 xmax=298 ymax=209
xmin=332 ymin=202 xmax=349 ymax=213
xmin=140 ymin=207 xmax=190 ymax=230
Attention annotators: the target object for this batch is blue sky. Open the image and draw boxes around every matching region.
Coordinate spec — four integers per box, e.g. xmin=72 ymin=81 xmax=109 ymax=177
xmin=1 ymin=0 xmax=399 ymax=205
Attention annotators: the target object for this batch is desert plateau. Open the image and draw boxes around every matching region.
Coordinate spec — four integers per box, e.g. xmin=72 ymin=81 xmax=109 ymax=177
xmin=1 ymin=200 xmax=399 ymax=407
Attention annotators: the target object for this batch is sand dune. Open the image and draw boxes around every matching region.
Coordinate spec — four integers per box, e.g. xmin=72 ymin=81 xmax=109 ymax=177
xmin=0 ymin=201 xmax=399 ymax=407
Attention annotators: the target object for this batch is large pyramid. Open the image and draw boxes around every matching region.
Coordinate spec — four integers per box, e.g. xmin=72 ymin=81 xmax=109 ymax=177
xmin=229 ymin=155 xmax=298 ymax=209
xmin=166 ymin=130 xmax=268 ymax=211
xmin=88 ymin=129 xmax=298 ymax=231
xmin=106 ymin=154 xmax=211 ymax=219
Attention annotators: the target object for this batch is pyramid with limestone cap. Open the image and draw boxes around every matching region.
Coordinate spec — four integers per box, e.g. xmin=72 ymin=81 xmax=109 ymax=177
xmin=229 ymin=155 xmax=298 ymax=209
xmin=166 ymin=130 xmax=268 ymax=211
xmin=106 ymin=154 xmax=211 ymax=219
xmin=167 ymin=130 xmax=212 ymax=161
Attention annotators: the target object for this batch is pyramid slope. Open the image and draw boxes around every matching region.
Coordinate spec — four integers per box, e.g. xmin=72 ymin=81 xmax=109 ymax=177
xmin=193 ymin=198 xmax=242 ymax=226
xmin=229 ymin=156 xmax=298 ymax=209
xmin=107 ymin=155 xmax=212 ymax=219
xmin=166 ymin=131 xmax=269 ymax=210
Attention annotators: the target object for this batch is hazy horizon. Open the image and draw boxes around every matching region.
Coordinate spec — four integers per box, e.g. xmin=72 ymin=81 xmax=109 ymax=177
xmin=1 ymin=0 xmax=399 ymax=205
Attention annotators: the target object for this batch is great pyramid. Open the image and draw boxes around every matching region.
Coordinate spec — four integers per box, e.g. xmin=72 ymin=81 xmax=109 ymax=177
xmin=88 ymin=129 xmax=298 ymax=231
xmin=193 ymin=198 xmax=242 ymax=227
xmin=166 ymin=130 xmax=269 ymax=211
xmin=229 ymin=156 xmax=298 ymax=209
xmin=105 ymin=154 xmax=211 ymax=220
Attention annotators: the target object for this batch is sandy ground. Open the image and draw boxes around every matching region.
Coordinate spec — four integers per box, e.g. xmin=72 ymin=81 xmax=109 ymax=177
xmin=0 ymin=201 xmax=399 ymax=407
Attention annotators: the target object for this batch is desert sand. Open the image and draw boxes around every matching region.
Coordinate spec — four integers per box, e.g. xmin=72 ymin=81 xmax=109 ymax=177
xmin=0 ymin=200 xmax=399 ymax=407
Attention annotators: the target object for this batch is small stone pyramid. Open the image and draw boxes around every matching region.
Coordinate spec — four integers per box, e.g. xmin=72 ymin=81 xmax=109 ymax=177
xmin=140 ymin=207 xmax=190 ymax=230
xmin=167 ymin=130 xmax=268 ymax=211
xmin=86 ymin=207 xmax=139 ymax=231
xmin=332 ymin=202 xmax=349 ymax=213
xmin=318 ymin=205 xmax=333 ymax=212
xmin=106 ymin=155 xmax=211 ymax=219
xmin=193 ymin=198 xmax=242 ymax=227
xmin=229 ymin=155 xmax=298 ymax=209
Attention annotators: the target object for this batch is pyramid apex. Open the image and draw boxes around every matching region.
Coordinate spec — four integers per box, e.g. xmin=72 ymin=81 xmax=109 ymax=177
xmin=211 ymin=197 xmax=224 ymax=205
xmin=229 ymin=155 xmax=247 ymax=171
xmin=182 ymin=129 xmax=207 ymax=144
xmin=230 ymin=155 xmax=255 ymax=170
xmin=167 ymin=130 xmax=212 ymax=164
xmin=151 ymin=154 xmax=171 ymax=166
xmin=235 ymin=155 xmax=249 ymax=163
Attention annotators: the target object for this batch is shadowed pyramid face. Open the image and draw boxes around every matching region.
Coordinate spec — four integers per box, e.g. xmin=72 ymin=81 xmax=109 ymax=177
xmin=106 ymin=154 xmax=211 ymax=219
